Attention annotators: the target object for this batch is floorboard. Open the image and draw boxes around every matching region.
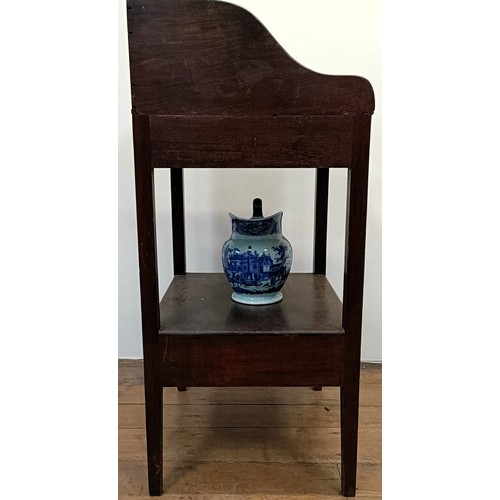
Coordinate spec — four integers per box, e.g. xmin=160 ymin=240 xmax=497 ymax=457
xmin=118 ymin=360 xmax=381 ymax=499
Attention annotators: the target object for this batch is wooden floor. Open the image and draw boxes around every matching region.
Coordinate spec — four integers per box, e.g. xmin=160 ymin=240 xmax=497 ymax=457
xmin=119 ymin=360 xmax=381 ymax=499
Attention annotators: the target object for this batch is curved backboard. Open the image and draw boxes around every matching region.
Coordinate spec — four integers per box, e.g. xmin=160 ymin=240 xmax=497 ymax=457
xmin=127 ymin=0 xmax=375 ymax=116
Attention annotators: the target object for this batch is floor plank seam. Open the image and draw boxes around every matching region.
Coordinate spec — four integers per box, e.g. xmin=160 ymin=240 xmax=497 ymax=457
xmin=119 ymin=403 xmax=380 ymax=407
xmin=119 ymin=362 xmax=381 ymax=497
xmin=118 ymin=459 xmax=381 ymax=466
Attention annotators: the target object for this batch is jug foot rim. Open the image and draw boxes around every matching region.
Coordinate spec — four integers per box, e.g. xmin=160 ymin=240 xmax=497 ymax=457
xmin=231 ymin=291 xmax=283 ymax=306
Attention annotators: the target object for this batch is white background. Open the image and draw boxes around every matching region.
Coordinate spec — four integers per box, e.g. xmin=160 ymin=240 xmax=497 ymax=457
xmin=2 ymin=1 xmax=499 ymax=498
xmin=118 ymin=0 xmax=382 ymax=360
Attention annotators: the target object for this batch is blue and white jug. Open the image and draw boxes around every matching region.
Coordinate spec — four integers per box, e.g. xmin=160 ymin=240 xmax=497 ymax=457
xmin=222 ymin=198 xmax=293 ymax=305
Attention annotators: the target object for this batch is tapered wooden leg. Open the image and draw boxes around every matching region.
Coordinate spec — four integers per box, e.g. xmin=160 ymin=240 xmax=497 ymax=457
xmin=340 ymin=115 xmax=371 ymax=497
xmin=341 ymin=383 xmax=360 ymax=496
xmin=132 ymin=114 xmax=163 ymax=496
xmin=144 ymin=378 xmax=163 ymax=495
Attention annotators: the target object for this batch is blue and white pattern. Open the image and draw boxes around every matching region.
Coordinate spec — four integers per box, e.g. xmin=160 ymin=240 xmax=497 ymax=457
xmin=222 ymin=206 xmax=293 ymax=304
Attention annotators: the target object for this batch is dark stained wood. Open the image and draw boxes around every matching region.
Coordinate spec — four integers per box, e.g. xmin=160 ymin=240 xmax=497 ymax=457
xmin=341 ymin=114 xmax=372 ymax=497
xmin=159 ymin=273 xmax=344 ymax=336
xmin=160 ymin=334 xmax=344 ymax=387
xmin=118 ymin=362 xmax=382 ymax=497
xmin=170 ymin=168 xmax=186 ymax=275
xmin=314 ymin=168 xmax=329 ymax=274
xmin=118 ymin=362 xmax=381 ymax=407
xmin=133 ymin=115 xmax=159 ymax=338
xmin=127 ymin=0 xmax=375 ymax=117
xmin=149 ymin=115 xmax=354 ymax=168
xmin=127 ymin=1 xmax=375 ymax=496
xmin=132 ymin=114 xmax=163 ymax=496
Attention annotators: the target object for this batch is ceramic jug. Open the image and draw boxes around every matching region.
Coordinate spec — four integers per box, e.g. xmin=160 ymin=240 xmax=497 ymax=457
xmin=221 ymin=198 xmax=293 ymax=305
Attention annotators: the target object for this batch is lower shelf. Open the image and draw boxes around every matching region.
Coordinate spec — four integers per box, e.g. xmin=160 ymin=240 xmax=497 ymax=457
xmin=159 ymin=273 xmax=344 ymax=335
xmin=158 ymin=273 xmax=345 ymax=387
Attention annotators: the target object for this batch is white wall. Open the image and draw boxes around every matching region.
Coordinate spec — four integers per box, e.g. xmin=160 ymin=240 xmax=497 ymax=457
xmin=118 ymin=0 xmax=381 ymax=361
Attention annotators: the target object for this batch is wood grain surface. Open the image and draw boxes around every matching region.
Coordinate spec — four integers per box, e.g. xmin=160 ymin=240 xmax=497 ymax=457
xmin=127 ymin=0 xmax=375 ymax=495
xmin=118 ymin=360 xmax=382 ymax=499
xmin=127 ymin=0 xmax=375 ymax=116
xmin=159 ymin=273 xmax=344 ymax=335
xmin=149 ymin=115 xmax=354 ymax=168
xmin=160 ymin=334 xmax=344 ymax=387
